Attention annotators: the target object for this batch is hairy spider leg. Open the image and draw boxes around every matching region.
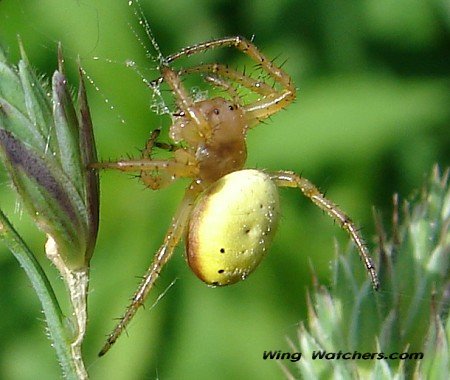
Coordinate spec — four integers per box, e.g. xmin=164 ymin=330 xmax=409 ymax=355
xmin=90 ymin=130 xmax=185 ymax=189
xmin=160 ymin=66 xmax=212 ymax=140
xmin=149 ymin=63 xmax=276 ymax=117
xmin=90 ymin=159 xmax=197 ymax=177
xmin=177 ymin=64 xmax=288 ymax=127
xmin=163 ymin=36 xmax=296 ymax=121
xmin=202 ymin=74 xmax=243 ymax=106
xmin=139 ymin=129 xmax=180 ymax=189
xmin=153 ymin=64 xmax=277 ymax=101
xmin=143 ymin=129 xmax=162 ymax=157
xmin=143 ymin=129 xmax=177 ymax=158
xmin=98 ymin=181 xmax=202 ymax=356
xmin=177 ymin=64 xmax=286 ymax=128
xmin=90 ymin=159 xmax=198 ymax=190
xmin=269 ymin=171 xmax=380 ymax=291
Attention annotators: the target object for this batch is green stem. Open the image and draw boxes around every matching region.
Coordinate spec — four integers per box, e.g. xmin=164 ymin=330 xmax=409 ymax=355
xmin=46 ymin=235 xmax=89 ymax=379
xmin=0 ymin=209 xmax=81 ymax=379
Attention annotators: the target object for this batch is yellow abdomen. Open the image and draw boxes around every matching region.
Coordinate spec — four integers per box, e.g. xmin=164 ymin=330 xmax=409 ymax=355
xmin=186 ymin=169 xmax=280 ymax=286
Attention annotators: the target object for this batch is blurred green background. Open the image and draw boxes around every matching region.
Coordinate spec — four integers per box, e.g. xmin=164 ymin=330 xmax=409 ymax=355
xmin=0 ymin=0 xmax=449 ymax=379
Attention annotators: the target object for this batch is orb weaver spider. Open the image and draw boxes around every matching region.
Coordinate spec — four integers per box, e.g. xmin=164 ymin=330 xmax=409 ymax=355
xmin=92 ymin=36 xmax=379 ymax=356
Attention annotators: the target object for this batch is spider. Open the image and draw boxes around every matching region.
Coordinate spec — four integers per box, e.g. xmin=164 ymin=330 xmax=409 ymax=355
xmin=91 ymin=36 xmax=379 ymax=356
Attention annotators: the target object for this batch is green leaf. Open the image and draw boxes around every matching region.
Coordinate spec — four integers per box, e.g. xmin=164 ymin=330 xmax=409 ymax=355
xmin=0 ymin=210 xmax=79 ymax=380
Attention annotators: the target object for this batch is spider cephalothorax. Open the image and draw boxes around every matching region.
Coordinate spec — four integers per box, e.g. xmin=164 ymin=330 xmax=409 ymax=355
xmin=170 ymin=96 xmax=248 ymax=183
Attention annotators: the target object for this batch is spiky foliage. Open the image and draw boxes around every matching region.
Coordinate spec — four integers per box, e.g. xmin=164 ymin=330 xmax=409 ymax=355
xmin=284 ymin=166 xmax=449 ymax=379
xmin=0 ymin=41 xmax=99 ymax=270
xmin=0 ymin=41 xmax=98 ymax=379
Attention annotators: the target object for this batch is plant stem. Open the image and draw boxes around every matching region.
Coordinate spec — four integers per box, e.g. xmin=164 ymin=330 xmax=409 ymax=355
xmin=46 ymin=235 xmax=89 ymax=379
xmin=0 ymin=210 xmax=83 ymax=379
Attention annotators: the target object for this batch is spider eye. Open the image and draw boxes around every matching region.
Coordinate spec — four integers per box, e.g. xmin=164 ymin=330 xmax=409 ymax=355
xmin=186 ymin=169 xmax=280 ymax=286
xmin=213 ymin=108 xmax=220 ymax=115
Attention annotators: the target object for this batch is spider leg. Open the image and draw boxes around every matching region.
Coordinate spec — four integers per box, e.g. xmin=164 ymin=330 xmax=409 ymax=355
xmin=139 ymin=131 xmax=189 ymax=188
xmin=98 ymin=181 xmax=202 ymax=356
xmin=164 ymin=36 xmax=296 ymax=121
xmin=203 ymin=73 xmax=242 ymax=106
xmin=91 ymin=158 xmax=197 ymax=176
xmin=142 ymin=128 xmax=162 ymax=158
xmin=161 ymin=66 xmax=211 ymax=140
xmin=151 ymin=64 xmax=276 ymax=99
xmin=269 ymin=170 xmax=380 ymax=291
xmin=166 ymin=37 xmax=292 ymax=88
xmin=90 ymin=158 xmax=198 ymax=189
xmin=154 ymin=141 xmax=177 ymax=152
xmin=143 ymin=129 xmax=177 ymax=158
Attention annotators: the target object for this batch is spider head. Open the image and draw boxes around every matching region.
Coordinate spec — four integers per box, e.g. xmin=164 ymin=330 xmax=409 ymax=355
xmin=195 ymin=97 xmax=248 ymax=182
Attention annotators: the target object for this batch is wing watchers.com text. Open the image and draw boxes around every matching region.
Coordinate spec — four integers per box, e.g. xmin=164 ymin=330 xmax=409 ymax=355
xmin=263 ymin=350 xmax=424 ymax=362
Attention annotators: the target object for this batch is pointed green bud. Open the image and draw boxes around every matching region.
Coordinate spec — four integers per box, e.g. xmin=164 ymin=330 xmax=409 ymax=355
xmin=0 ymin=40 xmax=99 ymax=270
